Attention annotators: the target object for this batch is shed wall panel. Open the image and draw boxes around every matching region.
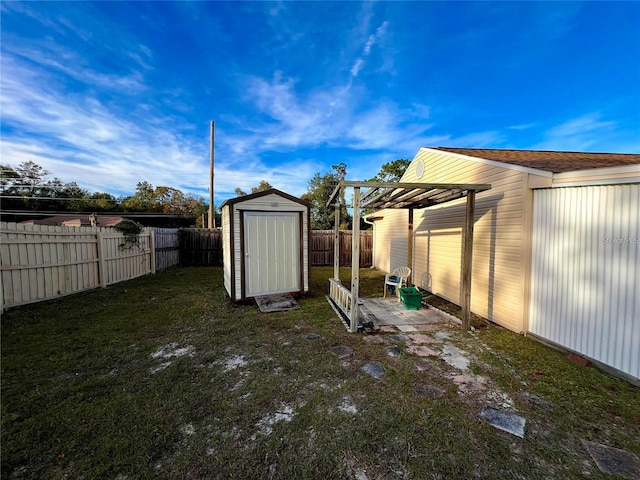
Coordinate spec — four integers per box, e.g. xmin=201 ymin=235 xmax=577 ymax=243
xmin=222 ymin=205 xmax=233 ymax=298
xmin=222 ymin=191 xmax=309 ymax=301
xmin=530 ymin=184 xmax=640 ymax=380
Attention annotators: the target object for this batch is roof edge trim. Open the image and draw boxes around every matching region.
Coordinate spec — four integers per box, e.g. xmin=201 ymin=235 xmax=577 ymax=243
xmin=421 ymin=147 xmax=554 ymax=177
xmin=553 ymin=164 xmax=640 ymax=179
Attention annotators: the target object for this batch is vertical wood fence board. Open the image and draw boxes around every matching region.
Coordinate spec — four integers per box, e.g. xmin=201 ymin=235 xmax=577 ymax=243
xmin=0 ymin=222 xmax=153 ymax=310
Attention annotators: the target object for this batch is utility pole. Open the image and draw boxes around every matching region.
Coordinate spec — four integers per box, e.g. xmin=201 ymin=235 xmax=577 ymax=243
xmin=209 ymin=120 xmax=215 ymax=229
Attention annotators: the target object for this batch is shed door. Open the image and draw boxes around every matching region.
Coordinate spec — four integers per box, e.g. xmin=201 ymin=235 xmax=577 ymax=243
xmin=244 ymin=211 xmax=300 ymax=297
xmin=529 ymin=184 xmax=639 ymax=380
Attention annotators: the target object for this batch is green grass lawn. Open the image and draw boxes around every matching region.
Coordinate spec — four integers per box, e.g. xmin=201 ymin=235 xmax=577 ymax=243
xmin=2 ymin=267 xmax=638 ymax=479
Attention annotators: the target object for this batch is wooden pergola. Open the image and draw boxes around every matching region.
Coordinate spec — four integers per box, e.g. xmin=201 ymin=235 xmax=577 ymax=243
xmin=327 ymin=180 xmax=491 ymax=333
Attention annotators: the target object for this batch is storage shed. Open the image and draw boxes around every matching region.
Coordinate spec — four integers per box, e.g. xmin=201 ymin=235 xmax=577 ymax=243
xmin=370 ymin=147 xmax=640 ymax=382
xmin=221 ymin=189 xmax=311 ymax=302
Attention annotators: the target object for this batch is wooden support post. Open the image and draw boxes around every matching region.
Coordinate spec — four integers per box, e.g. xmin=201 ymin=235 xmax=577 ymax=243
xmin=461 ymin=191 xmax=476 ymax=331
xmin=333 ymin=202 xmax=340 ymax=281
xmin=408 ymin=208 xmax=414 ymax=284
xmin=350 ymin=187 xmax=361 ymax=333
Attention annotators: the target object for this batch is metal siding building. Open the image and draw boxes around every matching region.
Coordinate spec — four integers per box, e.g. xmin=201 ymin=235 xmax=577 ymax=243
xmin=530 ymin=184 xmax=640 ymax=380
xmin=371 ymin=147 xmax=640 ymax=381
xmin=220 ymin=189 xmax=310 ymax=302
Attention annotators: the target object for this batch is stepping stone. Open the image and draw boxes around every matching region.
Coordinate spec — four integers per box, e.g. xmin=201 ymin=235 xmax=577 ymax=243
xmin=407 ymin=345 xmax=438 ymax=357
xmin=525 ymin=393 xmax=554 ymax=411
xmin=305 ymin=334 xmax=320 ymax=340
xmin=582 ymin=440 xmax=640 ymax=479
xmin=480 ymin=406 xmax=526 ymax=438
xmin=362 ymin=362 xmax=385 ymax=379
xmin=379 ymin=325 xmax=397 ymax=333
xmin=414 ymin=324 xmax=439 ymax=332
xmin=414 ymin=358 xmax=434 ymax=371
xmin=397 ymin=325 xmax=418 ymax=332
xmin=440 ymin=343 xmax=470 ymax=370
xmin=434 ymin=331 xmax=451 ymax=340
xmin=387 ymin=334 xmax=410 ymax=343
xmin=408 ymin=333 xmax=435 ymax=344
xmin=362 ymin=335 xmax=385 ymax=344
xmin=450 ymin=374 xmax=486 ymax=394
xmin=413 ymin=382 xmax=444 ymax=398
xmin=385 ymin=345 xmax=403 ymax=357
xmin=331 ymin=346 xmax=353 ymax=360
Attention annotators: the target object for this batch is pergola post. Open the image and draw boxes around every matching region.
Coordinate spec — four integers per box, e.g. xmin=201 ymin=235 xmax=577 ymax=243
xmin=407 ymin=209 xmax=414 ymax=283
xmin=333 ymin=202 xmax=340 ymax=280
xmin=461 ymin=191 xmax=476 ymax=330
xmin=349 ymin=187 xmax=361 ymax=333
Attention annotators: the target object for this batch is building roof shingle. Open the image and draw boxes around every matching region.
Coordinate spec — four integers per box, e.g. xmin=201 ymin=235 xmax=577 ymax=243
xmin=433 ymin=147 xmax=640 ymax=173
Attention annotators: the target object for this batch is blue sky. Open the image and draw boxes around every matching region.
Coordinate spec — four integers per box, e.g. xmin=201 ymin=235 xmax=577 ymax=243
xmin=1 ymin=1 xmax=639 ymax=206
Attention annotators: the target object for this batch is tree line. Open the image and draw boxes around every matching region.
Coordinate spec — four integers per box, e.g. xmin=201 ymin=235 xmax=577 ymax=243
xmin=0 ymin=162 xmax=208 ymax=217
xmin=1 ymin=159 xmax=410 ymax=229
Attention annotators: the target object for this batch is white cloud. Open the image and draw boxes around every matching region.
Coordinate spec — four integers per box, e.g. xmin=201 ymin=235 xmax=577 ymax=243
xmin=534 ymin=113 xmax=617 ymax=151
xmin=0 ymin=55 xmax=207 ymax=197
xmin=348 ymin=20 xmax=389 ymax=81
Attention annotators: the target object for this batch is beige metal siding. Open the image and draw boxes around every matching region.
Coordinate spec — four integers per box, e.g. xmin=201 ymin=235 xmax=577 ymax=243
xmin=223 ymin=192 xmax=310 ymax=301
xmin=372 ymin=209 xmax=411 ymax=276
xmin=222 ymin=205 xmax=233 ymax=298
xmin=530 ymin=185 xmax=640 ymax=381
xmin=374 ymin=148 xmax=528 ymax=332
xmin=244 ymin=212 xmax=300 ymax=297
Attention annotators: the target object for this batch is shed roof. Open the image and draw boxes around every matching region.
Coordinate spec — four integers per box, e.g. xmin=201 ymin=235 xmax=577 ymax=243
xmin=220 ymin=188 xmax=311 ymax=209
xmin=433 ymin=147 xmax=640 ymax=173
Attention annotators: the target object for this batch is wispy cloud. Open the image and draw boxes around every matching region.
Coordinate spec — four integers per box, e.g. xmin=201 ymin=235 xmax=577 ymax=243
xmin=0 ymin=54 xmax=207 ymax=196
xmin=533 ymin=113 xmax=617 ymax=151
xmin=348 ymin=21 xmax=389 ymax=81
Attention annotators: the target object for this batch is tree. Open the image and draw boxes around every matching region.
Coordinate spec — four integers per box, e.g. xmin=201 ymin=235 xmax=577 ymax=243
xmin=301 ymin=164 xmax=351 ymax=230
xmin=0 ymin=161 xmax=207 ymax=219
xmin=235 ymin=180 xmax=274 ymax=197
xmin=369 ymin=159 xmax=410 ymax=183
xmin=121 ymin=181 xmax=157 ymax=212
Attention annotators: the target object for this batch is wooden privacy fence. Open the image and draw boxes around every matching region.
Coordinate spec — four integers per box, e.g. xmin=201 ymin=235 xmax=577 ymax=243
xmin=1 ymin=222 xmax=155 ymax=310
xmin=153 ymin=227 xmax=180 ymax=271
xmin=311 ymin=230 xmax=372 ymax=267
xmin=173 ymin=229 xmax=372 ymax=267
xmin=179 ymin=228 xmax=223 ymax=266
xmin=1 ymin=225 xmax=373 ymax=309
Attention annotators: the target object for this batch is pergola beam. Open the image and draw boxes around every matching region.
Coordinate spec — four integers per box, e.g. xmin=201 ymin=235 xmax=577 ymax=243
xmin=328 ymin=179 xmax=489 ymax=333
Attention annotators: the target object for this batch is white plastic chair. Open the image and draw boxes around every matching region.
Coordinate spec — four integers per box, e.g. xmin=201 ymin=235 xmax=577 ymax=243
xmin=383 ymin=267 xmax=412 ymax=300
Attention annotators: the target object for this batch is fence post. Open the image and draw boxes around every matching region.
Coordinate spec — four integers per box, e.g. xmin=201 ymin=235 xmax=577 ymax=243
xmin=149 ymin=229 xmax=156 ymax=274
xmin=97 ymin=230 xmax=107 ymax=287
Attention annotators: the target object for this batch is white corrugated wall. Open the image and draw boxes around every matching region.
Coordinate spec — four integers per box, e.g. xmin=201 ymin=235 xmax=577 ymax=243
xmin=529 ymin=184 xmax=640 ymax=381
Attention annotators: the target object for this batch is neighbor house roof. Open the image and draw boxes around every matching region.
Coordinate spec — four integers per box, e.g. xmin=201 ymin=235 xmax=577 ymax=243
xmin=21 ymin=215 xmax=124 ymax=227
xmin=433 ymin=147 xmax=640 ymax=173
